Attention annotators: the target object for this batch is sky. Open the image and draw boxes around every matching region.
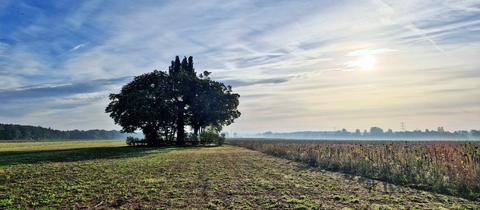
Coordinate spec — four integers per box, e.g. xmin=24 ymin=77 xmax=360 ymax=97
xmin=0 ymin=0 xmax=479 ymax=132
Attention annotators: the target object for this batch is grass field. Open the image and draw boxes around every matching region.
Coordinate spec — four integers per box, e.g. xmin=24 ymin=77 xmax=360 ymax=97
xmin=1 ymin=140 xmax=479 ymax=209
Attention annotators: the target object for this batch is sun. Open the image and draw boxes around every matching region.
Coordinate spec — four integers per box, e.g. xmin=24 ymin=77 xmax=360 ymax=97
xmin=357 ymin=55 xmax=376 ymax=71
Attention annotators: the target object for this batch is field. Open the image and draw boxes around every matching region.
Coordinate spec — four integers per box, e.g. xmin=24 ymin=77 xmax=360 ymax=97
xmin=228 ymin=139 xmax=480 ymax=201
xmin=1 ymin=140 xmax=479 ymax=209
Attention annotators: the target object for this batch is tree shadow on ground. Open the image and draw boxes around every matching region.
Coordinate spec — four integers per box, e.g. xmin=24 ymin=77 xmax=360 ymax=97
xmin=0 ymin=146 xmax=190 ymax=167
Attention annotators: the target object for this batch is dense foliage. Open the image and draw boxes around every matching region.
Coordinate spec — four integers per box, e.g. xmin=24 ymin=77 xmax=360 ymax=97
xmin=106 ymin=56 xmax=240 ymax=146
xmin=0 ymin=123 xmax=129 ymax=140
xmin=229 ymin=139 xmax=480 ymax=200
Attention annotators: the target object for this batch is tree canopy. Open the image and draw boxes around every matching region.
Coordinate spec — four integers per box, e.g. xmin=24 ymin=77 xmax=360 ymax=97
xmin=106 ymin=56 xmax=240 ymax=146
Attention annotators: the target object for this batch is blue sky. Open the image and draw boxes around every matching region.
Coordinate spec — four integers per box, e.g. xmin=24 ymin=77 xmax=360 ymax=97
xmin=0 ymin=0 xmax=479 ymax=132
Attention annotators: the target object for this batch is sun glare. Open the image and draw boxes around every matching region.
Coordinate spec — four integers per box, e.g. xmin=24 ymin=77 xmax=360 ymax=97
xmin=357 ymin=55 xmax=376 ymax=71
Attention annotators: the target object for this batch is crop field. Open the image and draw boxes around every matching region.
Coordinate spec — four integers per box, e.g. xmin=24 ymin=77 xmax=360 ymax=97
xmin=228 ymin=139 xmax=480 ymax=201
xmin=1 ymin=140 xmax=479 ymax=209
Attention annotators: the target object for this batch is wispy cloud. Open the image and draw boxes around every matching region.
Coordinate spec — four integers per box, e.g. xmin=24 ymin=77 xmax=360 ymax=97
xmin=347 ymin=48 xmax=397 ymax=56
xmin=222 ymin=78 xmax=289 ymax=87
xmin=69 ymin=43 xmax=86 ymax=52
xmin=0 ymin=76 xmax=130 ymax=102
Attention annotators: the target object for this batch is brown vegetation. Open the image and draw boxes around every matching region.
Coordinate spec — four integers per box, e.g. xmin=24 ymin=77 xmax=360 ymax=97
xmin=228 ymin=139 xmax=480 ymax=200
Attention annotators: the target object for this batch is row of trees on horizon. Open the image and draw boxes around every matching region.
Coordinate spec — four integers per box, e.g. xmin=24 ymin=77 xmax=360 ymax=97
xmin=2 ymin=123 xmax=478 ymax=141
xmin=0 ymin=123 xmax=136 ymax=140
xmin=255 ymin=126 xmax=480 ymax=140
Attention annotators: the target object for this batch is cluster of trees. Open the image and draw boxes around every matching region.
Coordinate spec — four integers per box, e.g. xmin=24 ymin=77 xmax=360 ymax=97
xmin=106 ymin=56 xmax=240 ymax=146
xmin=258 ymin=127 xmax=480 ymax=140
xmin=0 ymin=123 xmax=131 ymax=140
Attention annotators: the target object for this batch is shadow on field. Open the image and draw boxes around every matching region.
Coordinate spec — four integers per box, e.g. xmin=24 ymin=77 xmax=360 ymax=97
xmin=0 ymin=146 xmax=186 ymax=166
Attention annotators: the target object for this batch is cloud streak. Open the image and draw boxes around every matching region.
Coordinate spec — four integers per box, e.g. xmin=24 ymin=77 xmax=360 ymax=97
xmin=0 ymin=76 xmax=130 ymax=102
xmin=223 ymin=78 xmax=289 ymax=87
xmin=69 ymin=43 xmax=86 ymax=52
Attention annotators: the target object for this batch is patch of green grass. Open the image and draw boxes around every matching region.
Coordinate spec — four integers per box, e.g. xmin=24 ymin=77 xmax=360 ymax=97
xmin=0 ymin=140 xmax=124 ymax=152
xmin=285 ymin=196 xmax=320 ymax=209
xmin=0 ymin=140 xmax=478 ymax=209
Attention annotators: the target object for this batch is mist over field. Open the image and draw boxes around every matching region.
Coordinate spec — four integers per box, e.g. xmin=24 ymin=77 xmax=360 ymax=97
xmin=241 ymin=128 xmax=480 ymax=140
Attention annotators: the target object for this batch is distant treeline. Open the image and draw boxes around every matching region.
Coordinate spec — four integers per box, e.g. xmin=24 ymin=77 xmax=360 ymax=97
xmin=256 ymin=127 xmax=480 ymax=140
xmin=0 ymin=123 xmax=135 ymax=140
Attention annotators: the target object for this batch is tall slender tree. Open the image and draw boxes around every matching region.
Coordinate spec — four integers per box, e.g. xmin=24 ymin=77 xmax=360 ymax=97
xmin=168 ymin=56 xmax=197 ymax=144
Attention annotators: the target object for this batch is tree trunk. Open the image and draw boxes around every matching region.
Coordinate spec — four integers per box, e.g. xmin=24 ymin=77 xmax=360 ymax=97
xmin=143 ymin=127 xmax=158 ymax=146
xmin=169 ymin=126 xmax=176 ymax=142
xmin=193 ymin=125 xmax=200 ymax=143
xmin=163 ymin=129 xmax=169 ymax=145
xmin=176 ymin=102 xmax=185 ymax=145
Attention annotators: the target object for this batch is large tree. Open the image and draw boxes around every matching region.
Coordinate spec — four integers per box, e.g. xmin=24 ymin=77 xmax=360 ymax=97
xmin=105 ymin=70 xmax=176 ymax=145
xmin=189 ymin=71 xmax=240 ymax=138
xmin=106 ymin=56 xmax=240 ymax=145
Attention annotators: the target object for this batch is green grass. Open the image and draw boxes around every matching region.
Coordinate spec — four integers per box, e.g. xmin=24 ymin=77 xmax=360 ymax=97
xmin=0 ymin=140 xmax=479 ymax=209
xmin=0 ymin=140 xmax=125 ymax=152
